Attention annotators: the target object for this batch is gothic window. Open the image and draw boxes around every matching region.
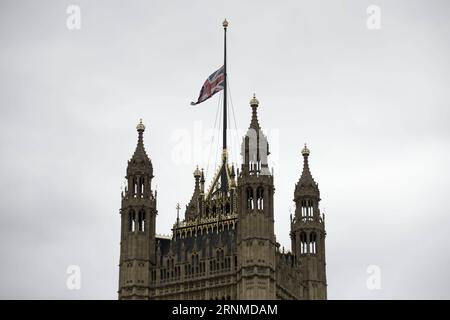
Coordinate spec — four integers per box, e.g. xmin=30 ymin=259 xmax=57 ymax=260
xmin=133 ymin=178 xmax=138 ymax=198
xmin=129 ymin=210 xmax=136 ymax=232
xmin=139 ymin=177 xmax=145 ymax=197
xmin=246 ymin=187 xmax=254 ymax=210
xmin=300 ymin=232 xmax=307 ymax=254
xmin=308 ymin=200 xmax=314 ymax=218
xmin=138 ymin=210 xmax=145 ymax=232
xmin=301 ymin=200 xmax=306 ymax=217
xmin=256 ymin=187 xmax=264 ymax=210
xmin=307 ymin=200 xmax=310 ymax=217
xmin=310 ymin=232 xmax=317 ymax=254
xmin=300 ymin=199 xmax=314 ymax=219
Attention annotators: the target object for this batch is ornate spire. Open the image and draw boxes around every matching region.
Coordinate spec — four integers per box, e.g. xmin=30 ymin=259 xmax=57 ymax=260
xmin=299 ymin=144 xmax=315 ymax=184
xmin=136 ymin=118 xmax=145 ymax=131
xmin=249 ymin=94 xmax=260 ymax=130
xmin=194 ymin=165 xmax=201 ymax=178
xmin=241 ymin=94 xmax=270 ymax=176
xmin=131 ymin=119 xmax=151 ymax=164
xmin=193 ymin=165 xmax=201 ymax=191
xmin=301 ymin=143 xmax=310 ymax=156
xmin=200 ymin=168 xmax=205 ymax=194
xmin=127 ymin=119 xmax=153 ymax=177
xmin=295 ymin=143 xmax=319 ymax=197
xmin=185 ymin=165 xmax=202 ymax=221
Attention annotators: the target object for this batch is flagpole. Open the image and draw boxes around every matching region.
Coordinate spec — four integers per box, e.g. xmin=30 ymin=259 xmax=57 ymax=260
xmin=221 ymin=19 xmax=228 ymax=193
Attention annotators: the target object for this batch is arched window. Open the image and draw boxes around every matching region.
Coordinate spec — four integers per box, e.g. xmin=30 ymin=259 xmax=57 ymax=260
xmin=309 ymin=232 xmax=317 ymax=254
xmin=246 ymin=187 xmax=254 ymax=210
xmin=129 ymin=210 xmax=136 ymax=232
xmin=138 ymin=210 xmax=145 ymax=232
xmin=139 ymin=177 xmax=145 ymax=197
xmin=256 ymin=187 xmax=264 ymax=210
xmin=300 ymin=231 xmax=307 ymax=254
xmin=132 ymin=178 xmax=137 ymax=198
xmin=301 ymin=200 xmax=306 ymax=217
xmin=308 ymin=200 xmax=314 ymax=218
xmin=300 ymin=199 xmax=314 ymax=219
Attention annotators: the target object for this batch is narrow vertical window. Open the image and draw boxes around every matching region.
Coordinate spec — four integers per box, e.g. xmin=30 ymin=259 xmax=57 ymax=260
xmin=246 ymin=187 xmax=254 ymax=210
xmin=138 ymin=177 xmax=144 ymax=197
xmin=256 ymin=187 xmax=264 ymax=210
xmin=300 ymin=232 xmax=307 ymax=254
xmin=129 ymin=210 xmax=136 ymax=232
xmin=137 ymin=210 xmax=145 ymax=232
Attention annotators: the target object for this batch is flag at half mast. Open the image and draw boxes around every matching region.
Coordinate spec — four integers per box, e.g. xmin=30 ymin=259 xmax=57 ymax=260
xmin=190 ymin=65 xmax=224 ymax=105
xmin=190 ymin=19 xmax=229 ymax=193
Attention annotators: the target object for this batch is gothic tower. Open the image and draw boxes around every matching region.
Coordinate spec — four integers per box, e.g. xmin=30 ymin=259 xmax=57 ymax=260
xmin=236 ymin=95 xmax=276 ymax=299
xmin=118 ymin=120 xmax=157 ymax=299
xmin=291 ymin=145 xmax=327 ymax=299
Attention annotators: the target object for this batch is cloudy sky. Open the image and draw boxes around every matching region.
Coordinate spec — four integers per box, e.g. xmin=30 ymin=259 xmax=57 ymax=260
xmin=1 ymin=0 xmax=449 ymax=299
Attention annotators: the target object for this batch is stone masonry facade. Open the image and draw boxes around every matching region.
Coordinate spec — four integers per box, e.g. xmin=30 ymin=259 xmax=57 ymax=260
xmin=118 ymin=96 xmax=327 ymax=300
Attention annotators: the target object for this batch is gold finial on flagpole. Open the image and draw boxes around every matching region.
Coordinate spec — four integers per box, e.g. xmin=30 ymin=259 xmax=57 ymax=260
xmin=223 ymin=19 xmax=228 ymax=28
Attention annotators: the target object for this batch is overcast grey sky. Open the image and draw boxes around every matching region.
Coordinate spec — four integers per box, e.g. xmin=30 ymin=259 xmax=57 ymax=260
xmin=1 ymin=0 xmax=449 ymax=299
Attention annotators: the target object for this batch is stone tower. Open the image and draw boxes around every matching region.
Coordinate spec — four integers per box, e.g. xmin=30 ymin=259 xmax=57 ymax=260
xmin=236 ymin=95 xmax=276 ymax=299
xmin=116 ymin=98 xmax=329 ymax=300
xmin=118 ymin=120 xmax=157 ymax=299
xmin=290 ymin=145 xmax=327 ymax=299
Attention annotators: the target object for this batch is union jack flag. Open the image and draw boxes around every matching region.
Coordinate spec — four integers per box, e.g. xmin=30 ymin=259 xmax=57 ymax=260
xmin=190 ymin=66 xmax=224 ymax=105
